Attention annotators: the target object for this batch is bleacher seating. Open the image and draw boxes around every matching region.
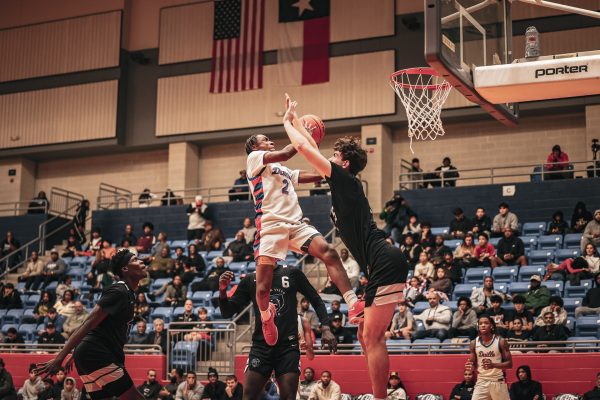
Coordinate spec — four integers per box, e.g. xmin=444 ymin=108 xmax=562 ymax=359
xmin=518 ymin=265 xmax=545 ymax=281
xmin=564 ymin=280 xmax=593 ymax=298
xmin=538 ymin=235 xmax=563 ymax=250
xmin=575 ymin=316 xmax=600 ymax=338
xmin=492 ymin=266 xmax=518 ymax=283
xmin=563 ymin=298 xmax=582 ymax=317
xmin=522 ymin=222 xmax=546 ymax=236
xmin=555 ymin=248 xmax=580 ymax=263
xmin=464 ymin=267 xmax=491 ymax=284
xmin=542 ymin=280 xmax=564 ymax=296
xmin=563 ymin=233 xmax=583 ymax=249
xmin=528 ymin=250 xmax=555 ymax=265
xmin=521 ymin=236 xmax=538 ymax=252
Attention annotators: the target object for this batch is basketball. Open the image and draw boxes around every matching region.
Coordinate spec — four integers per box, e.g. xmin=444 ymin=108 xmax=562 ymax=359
xmin=300 ymin=114 xmax=325 ymax=146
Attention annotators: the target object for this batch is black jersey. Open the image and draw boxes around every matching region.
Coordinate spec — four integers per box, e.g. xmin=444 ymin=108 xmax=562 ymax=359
xmin=325 ymin=162 xmax=387 ymax=276
xmin=80 ymin=282 xmax=135 ymax=362
xmin=219 ymin=266 xmax=330 ymax=346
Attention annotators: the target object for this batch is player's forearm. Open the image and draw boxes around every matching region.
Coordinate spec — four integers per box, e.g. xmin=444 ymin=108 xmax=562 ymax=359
xmin=55 ymin=307 xmax=104 ymax=359
xmin=284 ymin=121 xmax=310 ymax=150
xmin=217 ymin=292 xmax=239 ymax=318
xmin=298 ymin=172 xmax=324 ymax=184
xmin=291 ymin=117 xmax=318 ymax=150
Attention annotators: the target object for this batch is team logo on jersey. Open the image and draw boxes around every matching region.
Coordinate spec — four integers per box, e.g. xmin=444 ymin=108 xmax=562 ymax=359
xmin=250 ymin=358 xmax=261 ymax=368
xmin=270 ymin=290 xmax=286 ymax=316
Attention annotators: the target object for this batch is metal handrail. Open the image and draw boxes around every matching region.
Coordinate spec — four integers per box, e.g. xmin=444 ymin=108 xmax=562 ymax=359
xmin=49 ymin=187 xmax=84 ymax=217
xmin=399 ymin=159 xmax=600 ymax=189
xmin=0 ymin=343 xmax=162 ymax=354
xmin=0 ymin=200 xmax=47 ymax=217
xmin=97 ymin=182 xmax=133 ymax=210
xmin=233 ymin=303 xmax=255 ymax=343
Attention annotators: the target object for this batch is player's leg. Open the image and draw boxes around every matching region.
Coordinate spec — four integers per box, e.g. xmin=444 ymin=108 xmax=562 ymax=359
xmin=243 ymin=370 xmax=270 ymax=400
xmin=490 ymin=382 xmax=510 ymax=400
xmin=471 ymin=381 xmax=493 ymax=400
xmin=274 ymin=346 xmax=301 ymax=400
xmin=361 ymin=302 xmax=397 ymax=399
xmin=277 ymin=372 xmax=301 ymax=400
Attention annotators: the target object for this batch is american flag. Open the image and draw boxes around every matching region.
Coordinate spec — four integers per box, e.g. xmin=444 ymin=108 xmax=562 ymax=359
xmin=210 ymin=0 xmax=265 ymax=93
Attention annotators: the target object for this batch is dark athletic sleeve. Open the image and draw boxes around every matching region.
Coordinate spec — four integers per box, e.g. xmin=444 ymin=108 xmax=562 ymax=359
xmin=219 ymin=276 xmax=253 ymax=318
xmin=97 ymin=285 xmax=128 ymax=318
xmin=294 ymin=268 xmax=330 ymax=327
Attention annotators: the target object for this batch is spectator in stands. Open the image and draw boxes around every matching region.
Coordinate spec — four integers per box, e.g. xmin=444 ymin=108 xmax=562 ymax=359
xmin=535 ymin=296 xmax=567 ymax=328
xmin=54 ymin=289 xmax=76 ymax=317
xmin=583 ymin=372 xmax=600 ymax=400
xmin=60 ymin=377 xmax=79 ymax=400
xmin=150 ymin=232 xmax=169 ymax=258
xmin=198 ymin=221 xmax=225 ymax=251
xmin=474 ymin=233 xmax=496 ymax=268
xmin=329 ymin=315 xmax=352 ymax=344
xmin=449 ymin=297 xmax=478 ymax=340
xmin=329 ymin=300 xmax=346 ymax=326
xmin=400 ymin=235 xmax=422 ymax=269
xmin=493 ymin=227 xmax=528 ymax=267
xmin=386 ymin=301 xmax=415 ymax=340
xmin=431 ymin=267 xmax=453 ymax=296
xmin=449 ymin=367 xmax=475 ymax=400
xmin=100 ymin=239 xmax=117 ymax=261
xmin=506 ymin=317 xmax=530 ymax=352
xmin=38 ymin=378 xmax=54 ymax=400
xmin=414 ymin=252 xmax=435 ymax=285
xmin=18 ymin=364 xmax=44 ymax=399
xmin=62 ymin=234 xmax=81 ymax=259
xmin=138 ymin=369 xmax=163 ymax=400
xmin=547 ymin=210 xmax=569 ymax=235
xmin=454 ymin=234 xmax=477 ymax=269
xmin=240 ymin=217 xmax=256 ymax=245
xmin=128 ymin=320 xmax=150 ymax=345
xmin=441 ymin=253 xmax=463 ymax=284
xmin=471 ymin=276 xmax=506 ymax=315
xmin=84 ymin=227 xmax=103 ymax=256
xmin=56 ymin=275 xmax=79 ymax=301
xmin=0 ymin=358 xmax=16 ymax=400
xmin=386 ymin=371 xmax=407 ymax=400
xmin=509 ymin=295 xmax=534 ymax=332
xmin=186 ymin=195 xmax=210 ymax=241
xmin=582 ymin=210 xmax=600 ymax=252
xmin=174 ymin=299 xmax=199 ymax=329
xmin=186 ymin=243 xmax=207 ymax=273
xmin=229 ymin=170 xmax=250 ymax=201
xmin=299 ymin=297 xmax=319 ymax=337
xmin=38 ymin=322 xmax=65 ymax=349
xmin=61 ymin=301 xmax=88 ymax=340
xmin=41 ymin=307 xmax=64 ymax=334
xmin=223 ymin=231 xmax=253 ymax=263
xmin=356 ymin=273 xmax=368 ymax=299
xmin=404 ymin=277 xmax=426 ymax=307
xmin=483 ymin=295 xmax=510 ymax=337
xmin=121 ymin=224 xmax=138 ymax=246
xmin=298 ymin=368 xmax=317 ymax=400
xmin=524 ymin=275 xmax=550 ymax=315
xmin=176 ymin=371 xmax=204 ymax=400
xmin=136 ymin=222 xmax=156 ymax=254
xmin=201 ymin=368 xmax=226 ymax=400
xmin=471 ymin=207 xmax=492 ymax=238
xmin=571 ymin=201 xmax=593 ymax=234
xmin=191 ymin=257 xmax=230 ymax=292
xmin=0 ymin=283 xmax=22 ymax=310
xmin=408 ymin=157 xmax=425 ymax=189
xmin=146 ymin=318 xmax=167 ymax=354
xmin=223 ymin=375 xmax=242 ymax=400
xmin=119 ymin=238 xmax=138 ymax=256
xmin=566 ymin=245 xmax=600 ymax=285
xmin=431 ymin=235 xmax=453 ymax=266
xmin=159 ymin=368 xmax=183 ymax=400
xmin=402 ymin=215 xmax=422 ymax=238
xmin=4 ymin=327 xmax=25 ymax=349
xmin=426 ymin=156 xmax=459 ymax=187
xmin=380 ymin=195 xmax=416 ymax=243
xmin=419 ymin=222 xmax=435 ymax=252
xmin=134 ymin=292 xmax=150 ymax=322
xmin=491 ymin=203 xmax=519 ymax=237
xmin=509 ymin=365 xmax=543 ymax=400
xmin=173 ymin=246 xmax=187 ymax=272
xmin=310 ymin=180 xmax=330 ymax=197
xmin=138 ymin=188 xmax=157 ymax=207
xmin=575 ymin=272 xmax=600 ymax=318
xmin=340 ymin=248 xmax=360 ymax=289
xmin=160 ymin=275 xmax=187 ymax=307
xmin=28 ymin=191 xmax=49 ymax=214
xmin=449 ymin=208 xmax=473 ymax=239
xmin=19 ymin=251 xmax=44 ymax=291
xmin=545 ymin=144 xmax=570 ymax=179
xmin=531 ymin=311 xmax=569 ymax=351
xmin=309 ymin=371 xmax=341 ymax=400
xmin=149 ymin=246 xmax=175 ymax=279
xmin=37 ymin=249 xmax=66 ymax=289
xmin=1 ymin=231 xmax=21 ymax=271
xmin=161 ymin=189 xmax=178 ymax=206
xmin=179 ymin=261 xmax=198 ymax=287
xmin=414 ymin=291 xmax=452 ymax=340
xmin=33 ymin=291 xmax=54 ymax=323
xmin=51 ymin=368 xmax=66 ymax=398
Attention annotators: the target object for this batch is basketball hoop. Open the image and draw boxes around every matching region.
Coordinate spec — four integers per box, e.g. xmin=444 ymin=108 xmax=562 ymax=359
xmin=389 ymin=67 xmax=452 ymax=153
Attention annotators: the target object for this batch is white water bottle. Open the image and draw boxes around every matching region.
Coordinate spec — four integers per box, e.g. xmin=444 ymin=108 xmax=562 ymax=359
xmin=525 ymin=26 xmax=540 ymax=58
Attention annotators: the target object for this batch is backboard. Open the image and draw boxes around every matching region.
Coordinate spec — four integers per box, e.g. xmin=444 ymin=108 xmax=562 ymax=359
xmin=425 ymin=0 xmax=519 ymax=126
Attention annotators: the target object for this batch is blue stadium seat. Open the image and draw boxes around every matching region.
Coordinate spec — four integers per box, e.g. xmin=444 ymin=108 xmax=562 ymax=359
xmin=521 ymin=236 xmax=539 ymax=252
xmin=228 ymin=262 xmax=247 ymax=272
xmin=564 ymin=280 xmax=593 ymax=298
xmin=67 ymin=267 xmax=86 ymax=281
xmin=412 ymin=302 xmax=429 ymax=314
xmin=151 ymin=278 xmax=171 ymax=291
xmin=444 ymin=301 xmax=458 ymax=312
xmin=542 ymin=280 xmax=564 ymax=296
xmin=69 ymin=256 xmax=88 ymax=268
xmin=444 ymin=240 xmax=461 ymax=249
xmin=173 ymin=307 xmax=185 ymax=319
xmin=21 ymin=309 xmax=37 ymax=324
xmin=492 ymin=266 xmax=518 ymax=283
xmin=494 ymin=283 xmax=509 ymax=294
xmin=489 ymin=237 xmax=501 ymax=247
xmin=151 ymin=307 xmax=173 ymax=323
xmin=464 ymin=268 xmax=492 ymax=284
xmin=527 ymin=250 xmax=554 ymax=265
xmin=563 ymin=298 xmax=582 ymax=317
xmin=564 ymin=233 xmax=583 ymax=249
xmin=412 ymin=338 xmax=440 ymax=351
xmin=171 ymin=240 xmax=189 ymax=249
xmin=453 ymin=284 xmax=478 ymax=300
xmin=508 ymin=282 xmax=531 ymax=295
xmin=170 ymin=341 xmax=199 ymax=370
xmin=246 ymin=262 xmax=256 ymax=272
xmin=518 ymin=265 xmax=545 ymax=281
xmin=4 ymin=309 xmax=24 ymax=324
xmin=16 ymin=282 xmax=26 ymax=292
xmin=566 ymin=317 xmax=576 ymax=333
xmin=18 ymin=324 xmax=38 ymax=341
xmin=24 ymin=294 xmax=40 ymax=308
xmin=575 ymin=316 xmax=600 ymax=337
xmin=567 ymin=337 xmax=597 ymax=350
xmin=555 ymin=249 xmax=580 ymax=263
xmin=192 ymin=291 xmax=213 ymax=306
xmin=386 ymin=339 xmax=412 ymax=352
xmin=538 ymin=235 xmax=563 ymax=250
xmin=431 ymin=227 xmax=449 ymax=236
xmin=45 ymin=281 xmax=59 ymax=292
xmin=1 ymin=323 xmax=18 ymax=334
xmin=522 ymin=222 xmax=546 ymax=236
xmin=206 ymin=251 xmax=222 ymax=261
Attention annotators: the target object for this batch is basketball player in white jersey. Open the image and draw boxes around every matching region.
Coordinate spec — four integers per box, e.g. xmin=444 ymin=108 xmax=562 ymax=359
xmin=245 ymin=106 xmax=362 ymax=346
xmin=466 ymin=315 xmax=513 ymax=400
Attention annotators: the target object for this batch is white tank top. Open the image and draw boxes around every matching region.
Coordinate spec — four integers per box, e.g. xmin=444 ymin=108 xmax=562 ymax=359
xmin=475 ymin=335 xmax=504 ymax=381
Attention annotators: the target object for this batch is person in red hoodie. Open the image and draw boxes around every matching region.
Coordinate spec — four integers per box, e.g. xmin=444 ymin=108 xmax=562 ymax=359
xmin=545 ymin=144 xmax=570 ymax=180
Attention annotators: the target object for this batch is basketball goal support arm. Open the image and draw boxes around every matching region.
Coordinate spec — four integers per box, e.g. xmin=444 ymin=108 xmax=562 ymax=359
xmin=511 ymin=0 xmax=600 ymax=19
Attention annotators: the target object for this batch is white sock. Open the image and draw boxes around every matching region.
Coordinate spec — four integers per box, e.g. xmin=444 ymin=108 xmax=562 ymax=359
xmin=343 ymin=290 xmax=358 ymax=307
xmin=260 ymin=308 xmax=271 ymax=321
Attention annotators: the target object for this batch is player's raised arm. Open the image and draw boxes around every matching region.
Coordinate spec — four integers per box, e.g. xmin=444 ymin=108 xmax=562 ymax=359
xmin=218 ymin=271 xmax=251 ymax=318
xmin=283 ymin=100 xmax=332 ymax=178
xmin=298 ymin=171 xmax=324 ymax=184
xmin=494 ymin=337 xmax=513 ymax=370
xmin=285 ymin=93 xmax=319 ymax=151
xmin=263 ymin=144 xmax=298 ymax=164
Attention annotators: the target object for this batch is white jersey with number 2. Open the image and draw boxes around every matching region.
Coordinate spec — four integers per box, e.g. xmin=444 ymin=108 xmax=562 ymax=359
xmin=247 ymin=150 xmax=301 ymax=227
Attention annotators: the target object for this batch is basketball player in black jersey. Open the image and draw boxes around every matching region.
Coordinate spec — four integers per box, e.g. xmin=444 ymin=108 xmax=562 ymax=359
xmin=218 ymin=267 xmax=336 ymax=400
xmin=282 ymin=95 xmax=409 ymax=400
xmin=36 ymin=250 xmax=147 ymax=400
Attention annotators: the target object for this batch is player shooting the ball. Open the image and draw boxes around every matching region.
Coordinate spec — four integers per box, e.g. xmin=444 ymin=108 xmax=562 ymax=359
xmin=282 ymin=94 xmax=409 ymax=400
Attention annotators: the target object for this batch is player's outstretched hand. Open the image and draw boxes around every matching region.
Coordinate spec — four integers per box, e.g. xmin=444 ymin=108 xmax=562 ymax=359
xmin=320 ymin=328 xmax=338 ymax=354
xmin=35 ymin=353 xmax=70 ymax=379
xmin=219 ymin=271 xmax=235 ymax=291
xmin=282 ymin=95 xmax=298 ymax=124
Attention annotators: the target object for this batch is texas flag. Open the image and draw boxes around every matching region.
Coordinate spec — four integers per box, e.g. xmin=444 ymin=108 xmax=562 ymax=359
xmin=278 ymin=0 xmax=330 ymax=86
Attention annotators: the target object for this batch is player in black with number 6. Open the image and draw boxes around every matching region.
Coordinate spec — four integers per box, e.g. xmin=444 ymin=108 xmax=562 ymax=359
xmin=282 ymin=94 xmax=409 ymax=400
xmin=218 ymin=267 xmax=336 ymax=400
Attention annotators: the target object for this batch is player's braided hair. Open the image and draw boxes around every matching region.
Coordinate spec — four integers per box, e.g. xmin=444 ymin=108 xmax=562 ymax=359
xmin=110 ymin=249 xmax=134 ymax=279
xmin=478 ymin=315 xmax=497 ymax=334
xmin=333 ymin=136 xmax=367 ymax=175
xmin=245 ymin=135 xmax=259 ymax=155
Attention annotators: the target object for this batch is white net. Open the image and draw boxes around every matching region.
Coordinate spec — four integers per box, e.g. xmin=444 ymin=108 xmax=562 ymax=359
xmin=390 ymin=68 xmax=452 ymax=153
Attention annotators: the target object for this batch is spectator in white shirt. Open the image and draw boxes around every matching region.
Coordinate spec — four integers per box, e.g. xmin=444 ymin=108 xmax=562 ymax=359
xmin=340 ymin=249 xmax=360 ymax=289
xmin=308 ymin=371 xmax=341 ymax=400
xmin=414 ymin=291 xmax=452 ymax=340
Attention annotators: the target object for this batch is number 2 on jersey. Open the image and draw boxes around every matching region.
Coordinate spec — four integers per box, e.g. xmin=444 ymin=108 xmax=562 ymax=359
xmin=281 ymin=179 xmax=290 ymax=195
